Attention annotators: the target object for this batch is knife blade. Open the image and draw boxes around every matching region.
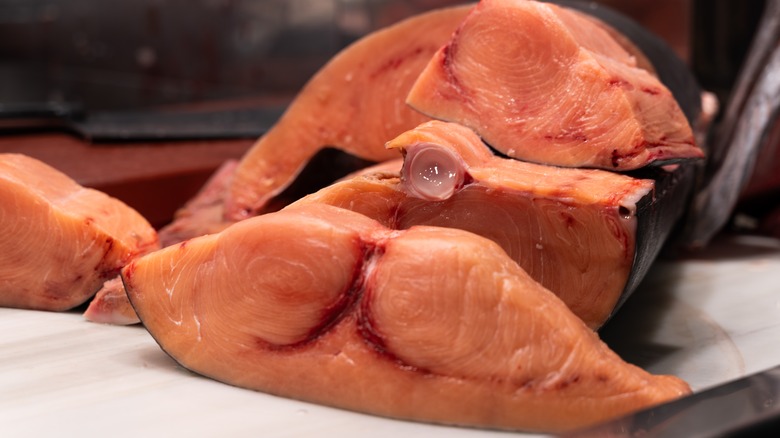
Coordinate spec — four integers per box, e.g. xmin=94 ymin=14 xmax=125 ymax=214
xmin=0 ymin=101 xmax=285 ymax=142
xmin=563 ymin=364 xmax=780 ymax=437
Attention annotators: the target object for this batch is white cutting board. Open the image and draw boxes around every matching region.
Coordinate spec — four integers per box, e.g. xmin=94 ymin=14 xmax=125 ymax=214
xmin=2 ymin=233 xmax=779 ymax=437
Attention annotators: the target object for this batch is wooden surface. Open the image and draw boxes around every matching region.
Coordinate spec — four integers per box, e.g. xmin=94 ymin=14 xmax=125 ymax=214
xmin=0 ymin=133 xmax=253 ymax=227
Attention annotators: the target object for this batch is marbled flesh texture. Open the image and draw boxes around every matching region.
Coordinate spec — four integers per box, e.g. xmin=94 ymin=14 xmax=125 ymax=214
xmin=224 ymin=5 xmax=473 ymax=220
xmin=297 ymin=121 xmax=654 ymax=328
xmin=0 ymin=153 xmax=158 ymax=311
xmin=124 ymin=203 xmax=689 ymax=433
xmin=407 ymin=0 xmax=703 ymax=170
xmin=84 ymin=160 xmax=238 ymax=325
xmin=82 ymin=277 xmax=139 ymax=325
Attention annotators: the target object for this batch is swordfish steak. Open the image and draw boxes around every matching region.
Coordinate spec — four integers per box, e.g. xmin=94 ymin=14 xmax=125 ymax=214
xmin=406 ymin=0 xmax=703 ymax=170
xmin=123 ymin=203 xmax=690 ymax=433
xmin=0 ymin=153 xmax=158 ymax=311
xmin=223 ymin=5 xmax=473 ymax=220
xmin=296 ymin=121 xmax=666 ymax=328
xmin=83 ymin=159 xmax=239 ymax=325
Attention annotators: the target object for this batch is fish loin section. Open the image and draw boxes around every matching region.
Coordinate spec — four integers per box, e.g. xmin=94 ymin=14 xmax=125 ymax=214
xmin=407 ymin=0 xmax=703 ymax=170
xmin=296 ymin=121 xmax=662 ymax=328
xmin=0 ymin=153 xmax=158 ymax=311
xmin=124 ymin=203 xmax=689 ymax=433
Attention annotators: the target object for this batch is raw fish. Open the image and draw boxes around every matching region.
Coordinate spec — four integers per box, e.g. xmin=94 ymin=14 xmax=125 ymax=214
xmin=84 ymin=160 xmax=239 ymax=325
xmin=0 ymin=153 xmax=158 ymax=311
xmin=124 ymin=203 xmax=690 ymax=433
xmin=82 ymin=277 xmax=138 ymax=325
xmin=296 ymin=121 xmax=674 ymax=328
xmin=224 ymin=5 xmax=473 ymax=220
xmin=406 ymin=0 xmax=703 ymax=170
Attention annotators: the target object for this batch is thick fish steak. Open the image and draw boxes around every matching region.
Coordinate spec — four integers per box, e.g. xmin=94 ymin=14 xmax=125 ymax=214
xmin=124 ymin=203 xmax=690 ymax=433
xmin=0 ymin=153 xmax=158 ymax=311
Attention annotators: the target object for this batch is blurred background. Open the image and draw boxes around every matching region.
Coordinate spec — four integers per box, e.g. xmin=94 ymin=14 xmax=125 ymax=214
xmin=0 ymin=0 xmax=759 ymax=111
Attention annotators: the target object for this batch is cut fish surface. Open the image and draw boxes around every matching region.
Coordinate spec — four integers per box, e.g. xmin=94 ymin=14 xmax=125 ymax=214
xmin=0 ymin=153 xmax=158 ymax=311
xmin=82 ymin=277 xmax=139 ymax=325
xmin=296 ymin=121 xmax=659 ymax=328
xmin=406 ymin=0 xmax=703 ymax=170
xmin=224 ymin=5 xmax=473 ymax=220
xmin=84 ymin=160 xmax=239 ymax=325
xmin=124 ymin=203 xmax=690 ymax=433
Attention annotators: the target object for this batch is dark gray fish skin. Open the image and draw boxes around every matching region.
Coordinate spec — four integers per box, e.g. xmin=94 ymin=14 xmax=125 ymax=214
xmin=612 ymin=162 xmax=699 ymax=320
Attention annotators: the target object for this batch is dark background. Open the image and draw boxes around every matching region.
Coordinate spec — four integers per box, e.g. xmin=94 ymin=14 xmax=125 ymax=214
xmin=0 ymin=0 xmax=709 ymax=111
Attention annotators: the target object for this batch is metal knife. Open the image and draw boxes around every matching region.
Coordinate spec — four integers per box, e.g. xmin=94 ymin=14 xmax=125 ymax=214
xmin=564 ymin=364 xmax=780 ymax=437
xmin=0 ymin=101 xmax=285 ymax=142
